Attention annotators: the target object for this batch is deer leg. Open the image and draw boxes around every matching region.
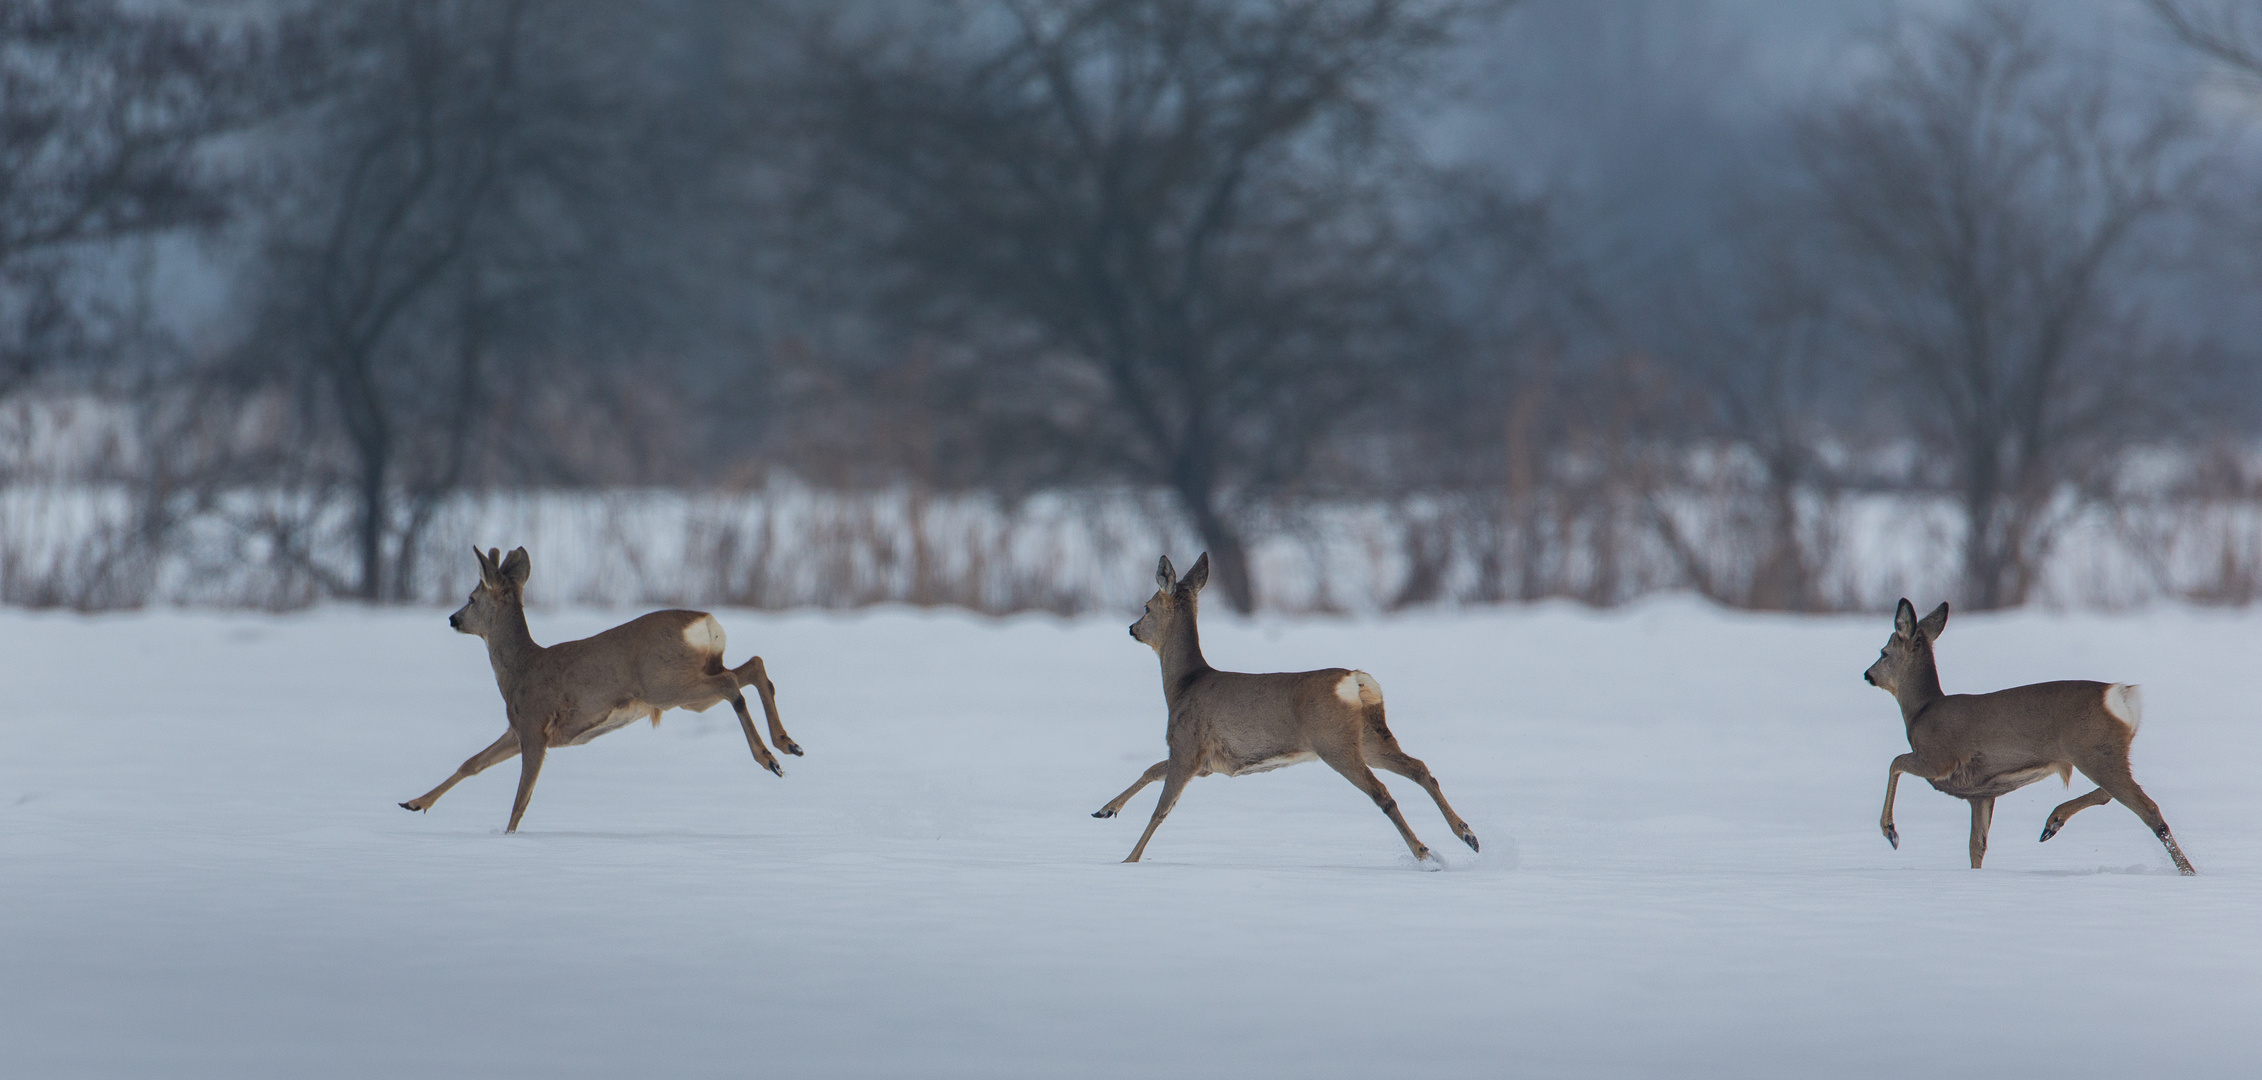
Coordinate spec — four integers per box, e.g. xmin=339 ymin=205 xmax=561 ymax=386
xmin=2040 ymin=787 xmax=2113 ymax=842
xmin=506 ymin=736 xmax=547 ymax=834
xmin=1366 ymin=744 xmax=1478 ymax=852
xmin=1319 ymin=747 xmax=1432 ymax=862
xmin=1880 ymin=755 xmax=1912 ymax=850
xmin=1968 ymin=796 xmax=1994 ymax=869
xmin=1095 ymin=760 xmax=1170 ymax=819
xmin=705 ymin=673 xmax=785 ymax=777
xmin=1124 ymin=761 xmax=1194 ymax=863
xmin=2089 ymin=770 xmax=2196 ymax=876
xmin=400 ymin=730 xmax=520 ymax=812
xmin=1879 ymin=753 xmax=1949 ymax=850
xmin=735 ymin=656 xmax=801 ymax=757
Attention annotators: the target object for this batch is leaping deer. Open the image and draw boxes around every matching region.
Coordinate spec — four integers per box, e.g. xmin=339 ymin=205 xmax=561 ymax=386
xmin=1093 ymin=553 xmax=1479 ymax=865
xmin=1865 ymin=598 xmax=2194 ymax=874
xmin=400 ymin=546 xmax=801 ymax=832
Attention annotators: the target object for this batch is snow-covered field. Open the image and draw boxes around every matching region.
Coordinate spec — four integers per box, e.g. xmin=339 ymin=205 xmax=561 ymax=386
xmin=3 ymin=597 xmax=2258 ymax=1078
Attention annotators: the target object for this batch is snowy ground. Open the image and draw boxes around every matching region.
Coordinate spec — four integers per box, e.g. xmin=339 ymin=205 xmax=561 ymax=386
xmin=3 ymin=597 xmax=2259 ymax=1078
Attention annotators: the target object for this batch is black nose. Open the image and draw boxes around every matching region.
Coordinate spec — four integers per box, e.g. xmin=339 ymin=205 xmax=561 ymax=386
xmin=1863 ymin=672 xmax=1873 ymax=685
xmin=1127 ymin=624 xmax=1136 ymax=638
xmin=449 ymin=614 xmax=461 ymax=629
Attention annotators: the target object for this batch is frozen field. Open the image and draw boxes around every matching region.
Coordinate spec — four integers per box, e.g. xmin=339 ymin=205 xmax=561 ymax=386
xmin=3 ymin=596 xmax=2259 ymax=1078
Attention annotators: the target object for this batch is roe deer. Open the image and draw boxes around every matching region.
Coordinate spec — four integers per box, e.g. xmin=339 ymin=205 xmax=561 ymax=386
xmin=1092 ymin=553 xmax=1479 ymax=864
xmin=399 ymin=546 xmax=802 ymax=832
xmin=1864 ymin=598 xmax=2193 ymax=874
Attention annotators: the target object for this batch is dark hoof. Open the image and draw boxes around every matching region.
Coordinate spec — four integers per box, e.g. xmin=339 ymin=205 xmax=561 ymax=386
xmin=784 ymin=744 xmax=804 ymax=756
xmin=1884 ymin=827 xmax=1899 ymax=850
xmin=2039 ymin=823 xmax=2060 ymax=843
xmin=1461 ymin=833 xmax=1480 ymax=852
xmin=767 ymin=762 xmax=785 ymax=777
xmin=1092 ymin=809 xmax=1116 ymax=819
xmin=399 ymin=802 xmax=419 ymax=812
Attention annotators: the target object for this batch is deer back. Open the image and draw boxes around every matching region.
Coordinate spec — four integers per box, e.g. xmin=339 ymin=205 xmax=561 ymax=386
xmin=1919 ymin=680 xmax=2137 ymax=759
xmin=1173 ymin=667 xmax=1372 ymax=774
xmin=536 ymin=610 xmax=728 ymax=706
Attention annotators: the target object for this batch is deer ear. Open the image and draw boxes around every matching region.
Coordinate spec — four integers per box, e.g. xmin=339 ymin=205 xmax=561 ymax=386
xmin=1156 ymin=556 xmax=1176 ymax=592
xmin=499 ymin=546 xmax=530 ymax=589
xmin=1918 ymin=602 xmax=1948 ymax=641
xmin=1894 ymin=598 xmax=1917 ymax=635
xmin=1180 ymin=552 xmax=1210 ymax=594
xmin=473 ymin=545 xmax=497 ymax=583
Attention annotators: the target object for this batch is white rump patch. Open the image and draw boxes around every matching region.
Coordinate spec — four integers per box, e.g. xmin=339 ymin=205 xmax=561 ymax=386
xmin=1342 ymin=671 xmax=1383 ymax=707
xmin=1335 ymin=674 xmax=1363 ymax=705
xmin=2103 ymin=683 xmax=2143 ymax=734
xmin=682 ymin=615 xmax=725 ymax=656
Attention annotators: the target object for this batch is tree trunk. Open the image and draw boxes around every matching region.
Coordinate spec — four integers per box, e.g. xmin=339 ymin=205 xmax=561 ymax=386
xmin=355 ymin=441 xmax=387 ymax=602
xmin=1169 ymin=456 xmax=1256 ymax=614
xmin=1188 ymin=502 xmax=1256 ymax=615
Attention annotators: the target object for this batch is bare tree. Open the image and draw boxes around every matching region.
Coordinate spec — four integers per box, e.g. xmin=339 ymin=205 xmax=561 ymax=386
xmin=781 ymin=0 xmax=1494 ymax=613
xmin=0 ymin=0 xmax=291 ymax=399
xmin=2152 ymin=0 xmax=2262 ymax=78
xmin=1649 ymin=227 xmax=1858 ymax=612
xmin=233 ymin=0 xmax=683 ymax=601
xmin=1797 ymin=1 xmax=2200 ymax=610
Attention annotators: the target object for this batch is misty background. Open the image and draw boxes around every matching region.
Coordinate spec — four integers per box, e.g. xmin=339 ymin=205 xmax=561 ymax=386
xmin=6 ymin=0 xmax=2262 ymax=616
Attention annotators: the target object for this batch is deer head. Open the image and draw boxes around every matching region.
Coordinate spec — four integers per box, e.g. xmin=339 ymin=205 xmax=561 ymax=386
xmin=450 ymin=546 xmax=530 ymax=637
xmin=1864 ymin=597 xmax=1947 ymax=695
xmin=1129 ymin=552 xmax=1210 ymax=651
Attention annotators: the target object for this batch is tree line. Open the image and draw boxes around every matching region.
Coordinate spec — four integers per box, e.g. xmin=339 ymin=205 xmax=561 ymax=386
xmin=5 ymin=0 xmax=2262 ymax=613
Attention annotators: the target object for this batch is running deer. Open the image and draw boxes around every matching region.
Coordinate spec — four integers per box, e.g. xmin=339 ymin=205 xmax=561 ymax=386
xmin=1864 ymin=598 xmax=2194 ymax=874
xmin=1092 ymin=553 xmax=1479 ymax=864
xmin=399 ymin=546 xmax=801 ymax=832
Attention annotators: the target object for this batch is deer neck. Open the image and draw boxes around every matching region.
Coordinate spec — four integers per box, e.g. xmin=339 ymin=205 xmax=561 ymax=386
xmin=483 ymin=602 xmax=543 ymax=687
xmin=1158 ymin=616 xmax=1213 ymax=696
xmin=1896 ymin=645 xmax=1945 ymax=724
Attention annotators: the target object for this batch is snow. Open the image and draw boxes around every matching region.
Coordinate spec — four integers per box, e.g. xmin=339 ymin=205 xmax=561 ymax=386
xmin=3 ymin=597 xmax=2258 ymax=1078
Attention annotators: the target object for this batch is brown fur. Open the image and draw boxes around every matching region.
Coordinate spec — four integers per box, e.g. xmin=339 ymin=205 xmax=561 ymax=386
xmin=1094 ymin=553 xmax=1480 ymax=864
xmin=1864 ymin=598 xmax=2193 ymax=874
xmin=398 ymin=546 xmax=802 ymax=832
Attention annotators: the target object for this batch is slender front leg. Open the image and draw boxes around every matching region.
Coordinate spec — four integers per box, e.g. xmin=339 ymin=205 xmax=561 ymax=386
xmin=1968 ymin=796 xmax=1994 ymax=869
xmin=506 ymin=736 xmax=547 ymax=833
xmin=739 ymin=656 xmax=801 ymax=757
xmin=1094 ymin=760 xmax=1170 ymax=818
xmin=1125 ymin=763 xmax=1193 ymax=863
xmin=1880 ymin=757 xmax=1908 ymax=849
xmin=401 ymin=729 xmax=520 ymax=812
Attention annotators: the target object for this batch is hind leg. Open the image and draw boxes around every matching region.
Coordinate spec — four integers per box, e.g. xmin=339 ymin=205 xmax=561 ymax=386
xmin=2040 ymin=787 xmax=2113 ymax=842
xmin=709 ymin=672 xmax=786 ymax=777
xmin=401 ymin=730 xmax=520 ymax=812
xmin=1364 ymin=737 xmax=1477 ymax=852
xmin=1317 ymin=744 xmax=1432 ymax=861
xmin=734 ymin=656 xmax=801 ymax=757
xmin=2089 ymin=768 xmax=2195 ymax=875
